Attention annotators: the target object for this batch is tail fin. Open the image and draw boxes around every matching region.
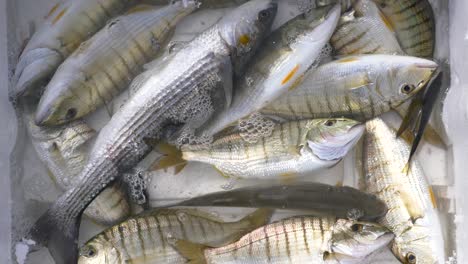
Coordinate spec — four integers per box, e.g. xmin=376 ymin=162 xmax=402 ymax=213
xmin=151 ymin=142 xmax=187 ymax=174
xmin=24 ymin=209 xmax=81 ymax=264
xmin=174 ymin=240 xmax=208 ymax=264
xmin=242 ymin=208 xmax=274 ymax=229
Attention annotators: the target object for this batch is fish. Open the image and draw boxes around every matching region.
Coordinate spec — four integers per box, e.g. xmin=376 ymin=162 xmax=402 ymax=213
xmin=13 ymin=0 xmax=135 ymax=99
xmin=371 ymin=0 xmax=435 ymax=58
xmin=260 ymin=54 xmax=438 ymax=122
xmin=168 ymin=118 xmax=364 ymax=180
xmin=24 ymin=108 xmax=130 ymax=226
xmin=175 ymin=216 xmax=394 ymax=263
xmin=35 ymin=2 xmax=198 ymax=126
xmin=78 ymin=208 xmax=272 ymax=264
xmin=331 ymin=0 xmax=403 ymax=56
xmin=163 ymin=182 xmax=387 ymax=221
xmin=362 ymin=118 xmax=445 ymax=263
xmin=197 ymin=4 xmax=341 ymax=137
xmin=25 ymin=1 xmax=277 ymax=263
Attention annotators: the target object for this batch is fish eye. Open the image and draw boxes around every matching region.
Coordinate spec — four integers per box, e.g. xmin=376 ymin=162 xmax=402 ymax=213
xmin=351 ymin=224 xmax=363 ymax=232
xmin=400 ymin=84 xmax=416 ymax=95
xmin=406 ymin=252 xmax=417 ymax=264
xmin=81 ymin=245 xmax=97 ymax=258
xmin=65 ymin=108 xmax=77 ymax=120
xmin=324 ymin=120 xmax=336 ymax=127
xmin=258 ymin=10 xmax=271 ymax=21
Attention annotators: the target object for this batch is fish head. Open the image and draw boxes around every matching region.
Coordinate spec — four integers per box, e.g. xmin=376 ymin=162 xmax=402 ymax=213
xmin=78 ymin=238 xmax=119 ymax=264
xmin=35 ymin=70 xmax=92 ymax=126
xmin=328 ymin=219 xmax=394 ymax=262
xmin=379 ymin=56 xmax=438 ymax=106
xmin=218 ymin=0 xmax=277 ymax=76
xmin=305 ymin=118 xmax=364 ymax=161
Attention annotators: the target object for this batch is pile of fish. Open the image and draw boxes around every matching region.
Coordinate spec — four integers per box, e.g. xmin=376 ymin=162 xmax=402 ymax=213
xmin=11 ymin=0 xmax=447 ymax=263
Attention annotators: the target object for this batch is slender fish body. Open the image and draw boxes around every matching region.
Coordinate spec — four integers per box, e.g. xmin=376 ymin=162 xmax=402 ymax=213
xmin=183 ymin=118 xmax=364 ymax=179
xmin=371 ymin=0 xmax=435 ymax=58
xmin=198 ymin=5 xmax=341 ymax=137
xmin=331 ymin=0 xmax=403 ymax=55
xmin=176 ymin=216 xmax=394 ymax=263
xmin=363 ymin=118 xmax=445 ymax=263
xmin=78 ymin=209 xmax=272 ymax=264
xmin=35 ymin=2 xmax=198 ymax=126
xmin=25 ymin=111 xmax=130 ymax=225
xmin=26 ymin=2 xmax=277 ymax=263
xmin=260 ymin=55 xmax=437 ymax=122
xmin=13 ymin=0 xmax=134 ymax=98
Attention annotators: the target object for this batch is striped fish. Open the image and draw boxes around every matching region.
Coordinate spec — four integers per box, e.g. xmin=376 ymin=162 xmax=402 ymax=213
xmin=362 ymin=118 xmax=445 ymax=263
xmin=175 ymin=216 xmax=394 ymax=263
xmin=25 ymin=108 xmax=130 ymax=226
xmin=179 ymin=118 xmax=364 ymax=179
xmin=35 ymin=2 xmax=198 ymax=126
xmin=13 ymin=0 xmax=134 ymax=99
xmin=371 ymin=0 xmax=435 ymax=58
xmin=331 ymin=0 xmax=404 ymax=55
xmin=260 ymin=55 xmax=437 ymax=122
xmin=78 ymin=209 xmax=272 ymax=264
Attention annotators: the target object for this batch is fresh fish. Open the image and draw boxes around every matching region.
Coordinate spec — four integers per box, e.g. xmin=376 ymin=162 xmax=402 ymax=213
xmin=35 ymin=2 xmax=198 ymax=126
xmin=197 ymin=4 xmax=341 ymax=137
xmin=363 ymin=118 xmax=445 ymax=263
xmin=25 ymin=109 xmax=130 ymax=226
xmin=26 ymin=2 xmax=277 ymax=263
xmin=371 ymin=0 xmax=435 ymax=58
xmin=260 ymin=55 xmax=438 ymax=122
xmin=331 ymin=0 xmax=403 ymax=55
xmin=175 ymin=216 xmax=394 ymax=263
xmin=175 ymin=118 xmax=363 ymax=179
xmin=164 ymin=182 xmax=387 ymax=221
xmin=13 ymin=0 xmax=134 ymax=99
xmin=78 ymin=208 xmax=272 ymax=264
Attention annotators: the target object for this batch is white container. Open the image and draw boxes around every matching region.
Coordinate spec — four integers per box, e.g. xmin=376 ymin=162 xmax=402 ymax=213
xmin=0 ymin=0 xmax=463 ymax=263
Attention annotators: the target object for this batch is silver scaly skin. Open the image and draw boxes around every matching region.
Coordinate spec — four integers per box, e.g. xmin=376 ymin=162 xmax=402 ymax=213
xmin=363 ymin=118 xmax=445 ymax=264
xmin=331 ymin=0 xmax=403 ymax=56
xmin=176 ymin=216 xmax=394 ymax=263
xmin=198 ymin=4 xmax=341 ymax=137
xmin=25 ymin=111 xmax=130 ymax=226
xmin=78 ymin=209 xmax=272 ymax=264
xmin=183 ymin=118 xmax=364 ymax=180
xmin=260 ymin=54 xmax=437 ymax=122
xmin=371 ymin=0 xmax=435 ymax=58
xmin=35 ymin=2 xmax=198 ymax=126
xmin=13 ymin=0 xmax=135 ymax=99
xmin=26 ymin=1 xmax=277 ymax=263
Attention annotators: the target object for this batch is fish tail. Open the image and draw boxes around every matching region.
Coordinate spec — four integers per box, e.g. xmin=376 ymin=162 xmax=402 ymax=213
xmin=242 ymin=208 xmax=274 ymax=229
xmin=25 ymin=207 xmax=81 ymax=264
xmin=174 ymin=240 xmax=208 ymax=264
xmin=151 ymin=142 xmax=187 ymax=174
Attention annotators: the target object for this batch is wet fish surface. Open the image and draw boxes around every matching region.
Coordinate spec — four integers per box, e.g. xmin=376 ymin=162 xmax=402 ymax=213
xmin=78 ymin=208 xmax=272 ymax=264
xmin=175 ymin=216 xmax=394 ymax=263
xmin=13 ymin=0 xmax=134 ymax=99
xmin=165 ymin=182 xmax=387 ymax=221
xmin=180 ymin=118 xmax=363 ymax=179
xmin=363 ymin=118 xmax=445 ymax=263
xmin=25 ymin=1 xmax=278 ymax=263
xmin=35 ymin=2 xmax=198 ymax=126
xmin=260 ymin=54 xmax=437 ymax=122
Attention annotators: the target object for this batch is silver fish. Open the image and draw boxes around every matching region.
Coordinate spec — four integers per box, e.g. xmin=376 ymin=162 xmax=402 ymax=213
xmin=78 ymin=208 xmax=272 ymax=264
xmin=35 ymin=2 xmax=198 ymax=126
xmin=260 ymin=54 xmax=438 ymax=122
xmin=197 ymin=4 xmax=341 ymax=137
xmin=26 ymin=1 xmax=277 ymax=263
xmin=363 ymin=118 xmax=445 ymax=263
xmin=13 ymin=0 xmax=134 ymax=98
xmin=175 ymin=216 xmax=394 ymax=263
xmin=25 ymin=110 xmax=130 ymax=226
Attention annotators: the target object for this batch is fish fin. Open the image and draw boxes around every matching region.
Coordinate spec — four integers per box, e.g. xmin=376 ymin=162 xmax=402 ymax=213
xmin=279 ymin=172 xmax=298 ymax=184
xmin=335 ymin=180 xmax=343 ymax=187
xmin=25 ymin=209 xmax=81 ymax=264
xmin=399 ymin=129 xmax=415 ymax=146
xmin=129 ymin=70 xmax=155 ymax=95
xmin=212 ymin=166 xmax=231 ymax=178
xmin=243 ymin=208 xmax=274 ymax=228
xmin=217 ymin=54 xmax=233 ymax=109
xmin=428 ymin=185 xmax=438 ymax=209
xmin=287 ymin=146 xmax=301 ymax=156
xmin=125 ymin=4 xmax=158 ymax=14
xmin=174 ymin=240 xmax=209 ymax=264
xmin=150 ymin=142 xmax=187 ymax=174
xmin=395 ymin=98 xmax=423 ymax=138
xmin=422 ymin=124 xmax=447 ymax=148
